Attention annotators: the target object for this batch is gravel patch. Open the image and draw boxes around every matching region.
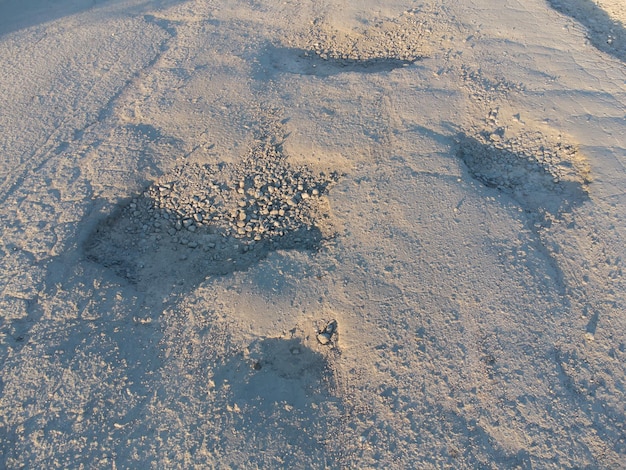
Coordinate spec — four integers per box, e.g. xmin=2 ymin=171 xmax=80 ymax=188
xmin=85 ymin=141 xmax=339 ymax=290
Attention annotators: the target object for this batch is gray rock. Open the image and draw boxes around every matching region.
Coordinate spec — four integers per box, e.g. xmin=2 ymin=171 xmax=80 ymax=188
xmin=317 ymin=319 xmax=338 ymax=345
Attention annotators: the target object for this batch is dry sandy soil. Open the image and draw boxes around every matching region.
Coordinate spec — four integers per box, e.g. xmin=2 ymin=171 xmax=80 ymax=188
xmin=1 ymin=0 xmax=625 ymax=468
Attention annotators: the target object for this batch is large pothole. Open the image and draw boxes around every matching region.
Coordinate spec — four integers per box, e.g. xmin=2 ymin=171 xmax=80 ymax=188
xmin=84 ymin=141 xmax=339 ymax=291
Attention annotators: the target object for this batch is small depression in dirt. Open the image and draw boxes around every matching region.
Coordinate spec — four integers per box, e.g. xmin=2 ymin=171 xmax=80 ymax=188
xmin=456 ymin=131 xmax=590 ymax=219
xmin=256 ymin=10 xmax=434 ymax=79
xmin=215 ymin=337 xmax=339 ymax=404
xmin=257 ymin=45 xmax=419 ymax=78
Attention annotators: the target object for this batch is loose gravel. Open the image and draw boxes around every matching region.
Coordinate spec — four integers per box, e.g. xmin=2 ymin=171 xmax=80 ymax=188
xmin=85 ymin=142 xmax=339 ymax=289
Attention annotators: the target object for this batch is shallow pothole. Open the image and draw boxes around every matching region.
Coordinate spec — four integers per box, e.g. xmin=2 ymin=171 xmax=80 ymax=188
xmin=456 ymin=130 xmax=590 ymax=218
xmin=257 ymin=9 xmax=436 ymax=78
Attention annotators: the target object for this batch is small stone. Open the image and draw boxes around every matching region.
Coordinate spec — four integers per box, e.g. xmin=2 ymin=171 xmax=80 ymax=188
xmin=317 ymin=319 xmax=337 ymax=345
xmin=316 ymin=332 xmax=331 ymax=345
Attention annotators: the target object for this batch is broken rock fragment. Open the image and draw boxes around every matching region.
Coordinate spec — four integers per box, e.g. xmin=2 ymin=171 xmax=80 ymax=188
xmin=317 ymin=319 xmax=338 ymax=345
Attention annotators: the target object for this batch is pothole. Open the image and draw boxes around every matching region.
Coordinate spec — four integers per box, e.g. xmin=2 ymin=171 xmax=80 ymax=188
xmin=257 ymin=46 xmax=418 ymax=77
xmin=456 ymin=129 xmax=591 ymax=218
xmin=249 ymin=337 xmax=334 ymax=383
xmin=259 ymin=9 xmax=437 ymax=77
xmin=301 ymin=10 xmax=434 ymax=63
xmin=84 ymin=141 xmax=339 ymax=290
xmin=208 ymin=335 xmax=343 ymax=466
xmin=211 ymin=335 xmax=341 ymax=410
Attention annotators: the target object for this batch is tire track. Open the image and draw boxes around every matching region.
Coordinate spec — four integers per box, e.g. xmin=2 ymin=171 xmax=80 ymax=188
xmin=0 ymin=17 xmax=176 ymax=206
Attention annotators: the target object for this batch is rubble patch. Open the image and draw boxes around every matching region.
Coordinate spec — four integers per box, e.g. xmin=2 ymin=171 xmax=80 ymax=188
xmin=85 ymin=142 xmax=339 ymax=290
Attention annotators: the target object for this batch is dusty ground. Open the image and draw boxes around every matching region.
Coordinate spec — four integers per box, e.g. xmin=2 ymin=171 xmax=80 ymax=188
xmin=1 ymin=0 xmax=625 ymax=468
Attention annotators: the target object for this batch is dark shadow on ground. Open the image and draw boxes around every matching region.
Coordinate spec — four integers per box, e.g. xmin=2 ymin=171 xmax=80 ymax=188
xmin=0 ymin=0 xmax=103 ymax=35
xmin=547 ymin=0 xmax=626 ymax=62
xmin=210 ymin=336 xmax=343 ymax=467
xmin=255 ymin=45 xmax=419 ymax=79
xmin=0 ymin=0 xmax=185 ymax=36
